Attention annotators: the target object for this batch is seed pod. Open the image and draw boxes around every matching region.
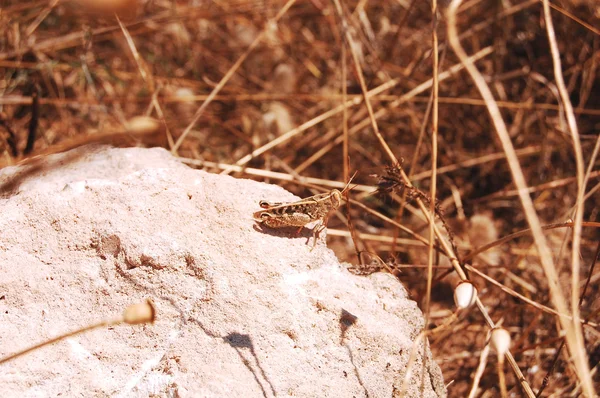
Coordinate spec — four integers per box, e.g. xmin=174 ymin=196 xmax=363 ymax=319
xmin=454 ymin=281 xmax=477 ymax=309
xmin=123 ymin=299 xmax=156 ymax=325
xmin=490 ymin=327 xmax=511 ymax=356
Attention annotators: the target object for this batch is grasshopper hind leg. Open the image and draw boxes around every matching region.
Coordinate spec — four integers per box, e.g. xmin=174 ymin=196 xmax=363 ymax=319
xmin=309 ymin=220 xmax=328 ymax=251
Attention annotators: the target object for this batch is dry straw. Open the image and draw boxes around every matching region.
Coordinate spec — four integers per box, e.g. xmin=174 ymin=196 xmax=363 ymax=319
xmin=0 ymin=300 xmax=155 ymax=365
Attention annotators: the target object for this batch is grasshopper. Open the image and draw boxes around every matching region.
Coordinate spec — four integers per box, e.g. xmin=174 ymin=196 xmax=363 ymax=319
xmin=253 ymin=176 xmax=355 ymax=249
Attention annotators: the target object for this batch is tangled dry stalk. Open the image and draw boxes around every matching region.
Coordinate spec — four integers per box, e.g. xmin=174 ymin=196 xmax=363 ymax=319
xmin=1 ymin=0 xmax=599 ymax=396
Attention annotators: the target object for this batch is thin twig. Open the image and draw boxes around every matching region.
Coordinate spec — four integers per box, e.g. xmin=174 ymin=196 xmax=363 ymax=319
xmin=422 ymin=1 xmax=440 ymax=394
xmin=467 ymin=342 xmax=490 ymax=398
xmin=542 ymin=1 xmax=592 ymax=392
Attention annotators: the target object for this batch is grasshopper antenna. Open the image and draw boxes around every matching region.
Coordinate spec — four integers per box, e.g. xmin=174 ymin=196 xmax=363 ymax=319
xmin=341 ymin=171 xmax=358 ymax=195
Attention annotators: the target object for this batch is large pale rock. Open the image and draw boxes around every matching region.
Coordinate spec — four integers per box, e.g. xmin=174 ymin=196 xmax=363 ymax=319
xmin=0 ymin=147 xmax=446 ymax=397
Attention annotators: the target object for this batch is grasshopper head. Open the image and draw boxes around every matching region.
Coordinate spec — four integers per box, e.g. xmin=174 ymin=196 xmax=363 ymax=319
xmin=330 ymin=189 xmax=343 ymax=209
xmin=335 ymin=171 xmax=357 ymax=206
xmin=253 ymin=210 xmax=271 ymax=222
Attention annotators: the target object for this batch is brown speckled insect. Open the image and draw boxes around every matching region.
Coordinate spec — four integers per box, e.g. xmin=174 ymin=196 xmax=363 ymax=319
xmin=253 ymin=176 xmax=355 ymax=249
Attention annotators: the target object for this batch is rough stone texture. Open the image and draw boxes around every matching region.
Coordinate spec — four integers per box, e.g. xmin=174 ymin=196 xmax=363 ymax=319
xmin=0 ymin=147 xmax=446 ymax=397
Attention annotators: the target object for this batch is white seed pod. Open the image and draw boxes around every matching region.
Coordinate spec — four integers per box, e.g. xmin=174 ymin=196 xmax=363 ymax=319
xmin=123 ymin=299 xmax=156 ymax=325
xmin=490 ymin=328 xmax=511 ymax=356
xmin=173 ymin=88 xmax=196 ymax=119
xmin=454 ymin=281 xmax=477 ymax=309
xmin=273 ymin=64 xmax=296 ymax=94
xmin=165 ymin=23 xmax=191 ymax=45
xmin=262 ymin=102 xmax=294 ymax=136
xmin=125 ymin=116 xmax=160 ymax=135
xmin=234 ymin=23 xmax=258 ymax=47
xmin=468 ymin=213 xmax=500 ymax=265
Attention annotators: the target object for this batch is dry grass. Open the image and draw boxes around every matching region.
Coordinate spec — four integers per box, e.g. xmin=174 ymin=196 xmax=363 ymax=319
xmin=1 ymin=0 xmax=599 ymax=396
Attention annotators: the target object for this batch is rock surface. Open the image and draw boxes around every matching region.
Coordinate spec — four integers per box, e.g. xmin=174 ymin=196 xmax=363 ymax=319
xmin=0 ymin=147 xmax=446 ymax=397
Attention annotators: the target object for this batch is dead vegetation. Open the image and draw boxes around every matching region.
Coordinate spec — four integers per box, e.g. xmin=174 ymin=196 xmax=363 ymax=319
xmin=1 ymin=0 xmax=599 ymax=396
